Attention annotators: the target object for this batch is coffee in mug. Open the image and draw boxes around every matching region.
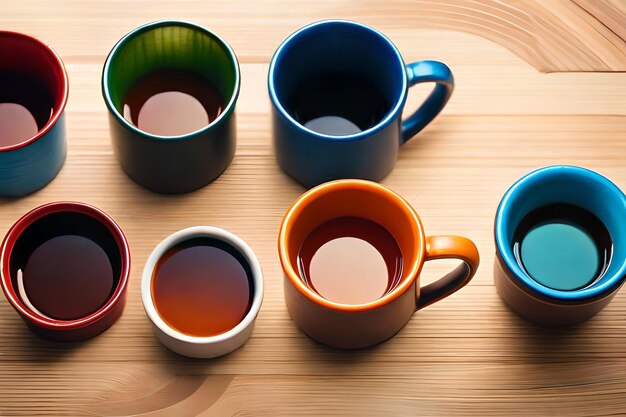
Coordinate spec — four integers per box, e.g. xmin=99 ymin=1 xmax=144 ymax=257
xmin=297 ymin=216 xmax=402 ymax=304
xmin=151 ymin=237 xmax=254 ymax=337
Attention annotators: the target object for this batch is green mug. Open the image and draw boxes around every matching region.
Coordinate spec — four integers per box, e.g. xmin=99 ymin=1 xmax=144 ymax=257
xmin=102 ymin=20 xmax=240 ymax=194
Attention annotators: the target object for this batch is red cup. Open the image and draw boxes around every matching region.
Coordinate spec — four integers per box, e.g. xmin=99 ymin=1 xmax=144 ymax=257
xmin=0 ymin=202 xmax=131 ymax=341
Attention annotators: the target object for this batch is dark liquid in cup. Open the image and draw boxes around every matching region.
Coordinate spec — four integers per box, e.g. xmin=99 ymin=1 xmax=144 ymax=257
xmin=22 ymin=235 xmax=114 ymax=320
xmin=122 ymin=68 xmax=223 ymax=137
xmin=151 ymin=238 xmax=254 ymax=337
xmin=297 ymin=217 xmax=402 ymax=304
xmin=10 ymin=212 xmax=121 ymax=321
xmin=287 ymin=72 xmax=390 ymax=136
xmin=0 ymin=71 xmax=53 ymax=147
xmin=512 ymin=203 xmax=612 ymax=291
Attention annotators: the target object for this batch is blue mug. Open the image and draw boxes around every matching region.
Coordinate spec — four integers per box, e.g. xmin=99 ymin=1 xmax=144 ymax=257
xmin=495 ymin=166 xmax=626 ymax=325
xmin=268 ymin=20 xmax=454 ymax=188
xmin=0 ymin=32 xmax=68 ymax=197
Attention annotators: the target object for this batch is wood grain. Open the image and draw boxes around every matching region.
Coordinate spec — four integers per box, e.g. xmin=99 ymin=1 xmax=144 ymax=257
xmin=0 ymin=0 xmax=625 ymax=415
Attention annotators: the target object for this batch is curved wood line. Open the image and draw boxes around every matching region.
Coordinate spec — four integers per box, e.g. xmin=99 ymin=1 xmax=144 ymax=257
xmin=85 ymin=374 xmax=234 ymax=416
xmin=362 ymin=0 xmax=626 ymax=72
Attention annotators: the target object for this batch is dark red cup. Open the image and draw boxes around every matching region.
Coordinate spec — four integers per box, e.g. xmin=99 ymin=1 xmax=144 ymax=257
xmin=0 ymin=202 xmax=130 ymax=341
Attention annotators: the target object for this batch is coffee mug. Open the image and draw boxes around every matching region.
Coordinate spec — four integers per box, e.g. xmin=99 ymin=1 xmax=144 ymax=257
xmin=278 ymin=180 xmax=479 ymax=348
xmin=102 ymin=20 xmax=240 ymax=194
xmin=268 ymin=20 xmax=454 ymax=188
xmin=142 ymin=226 xmax=263 ymax=358
xmin=0 ymin=202 xmax=130 ymax=341
xmin=495 ymin=166 xmax=626 ymax=326
xmin=0 ymin=31 xmax=68 ymax=197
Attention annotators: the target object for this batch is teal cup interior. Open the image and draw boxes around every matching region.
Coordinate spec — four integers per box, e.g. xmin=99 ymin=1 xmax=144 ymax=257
xmin=495 ymin=165 xmax=626 ymax=301
xmin=102 ymin=20 xmax=239 ymax=138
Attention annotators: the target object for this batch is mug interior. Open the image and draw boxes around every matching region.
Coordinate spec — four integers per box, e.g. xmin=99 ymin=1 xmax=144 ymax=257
xmin=0 ymin=31 xmax=68 ymax=150
xmin=269 ymin=20 xmax=406 ymax=137
xmin=496 ymin=166 xmax=626 ymax=300
xmin=280 ymin=180 xmax=424 ymax=309
xmin=1 ymin=203 xmax=128 ymax=325
xmin=142 ymin=227 xmax=263 ymax=343
xmin=103 ymin=21 xmax=239 ymax=136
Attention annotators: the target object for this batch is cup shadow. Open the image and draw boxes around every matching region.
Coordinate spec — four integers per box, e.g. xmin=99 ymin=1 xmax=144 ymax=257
xmin=0 ymin=314 xmax=104 ymax=363
xmin=497 ymin=297 xmax=608 ymax=365
xmin=149 ymin=316 xmax=386 ymax=379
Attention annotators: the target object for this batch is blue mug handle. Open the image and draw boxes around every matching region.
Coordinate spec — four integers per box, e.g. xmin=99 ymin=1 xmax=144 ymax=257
xmin=401 ymin=60 xmax=454 ymax=144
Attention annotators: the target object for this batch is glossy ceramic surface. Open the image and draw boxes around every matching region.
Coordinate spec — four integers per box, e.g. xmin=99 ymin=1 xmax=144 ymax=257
xmin=268 ymin=20 xmax=454 ymax=188
xmin=102 ymin=20 xmax=240 ymax=194
xmin=141 ymin=226 xmax=263 ymax=358
xmin=0 ymin=31 xmax=68 ymax=197
xmin=278 ymin=180 xmax=479 ymax=348
xmin=494 ymin=165 xmax=626 ymax=325
xmin=0 ymin=202 xmax=130 ymax=341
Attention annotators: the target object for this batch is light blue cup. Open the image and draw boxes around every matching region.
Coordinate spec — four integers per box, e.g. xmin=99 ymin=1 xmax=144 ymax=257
xmin=494 ymin=165 xmax=626 ymax=325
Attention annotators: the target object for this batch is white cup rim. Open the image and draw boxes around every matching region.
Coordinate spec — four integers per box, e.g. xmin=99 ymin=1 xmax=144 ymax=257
xmin=141 ymin=226 xmax=263 ymax=345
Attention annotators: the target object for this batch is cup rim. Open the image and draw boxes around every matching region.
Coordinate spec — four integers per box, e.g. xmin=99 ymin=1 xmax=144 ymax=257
xmin=0 ymin=31 xmax=69 ymax=153
xmin=495 ymin=165 xmax=626 ymax=301
xmin=0 ymin=201 xmax=131 ymax=329
xmin=267 ymin=19 xmax=408 ymax=142
xmin=141 ymin=226 xmax=264 ymax=345
xmin=101 ymin=20 xmax=241 ymax=141
xmin=278 ymin=179 xmax=425 ymax=312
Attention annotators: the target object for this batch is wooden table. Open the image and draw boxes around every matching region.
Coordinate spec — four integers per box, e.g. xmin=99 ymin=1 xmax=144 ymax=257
xmin=1 ymin=1 xmax=625 ymax=415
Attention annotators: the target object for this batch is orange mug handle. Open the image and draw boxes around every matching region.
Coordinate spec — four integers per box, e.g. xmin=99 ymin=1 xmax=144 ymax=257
xmin=416 ymin=235 xmax=480 ymax=310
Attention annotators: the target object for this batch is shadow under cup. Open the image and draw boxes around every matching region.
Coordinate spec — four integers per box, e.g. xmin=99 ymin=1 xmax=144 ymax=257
xmin=0 ymin=203 xmax=130 ymax=341
xmin=102 ymin=21 xmax=240 ymax=194
xmin=495 ymin=166 xmax=626 ymax=325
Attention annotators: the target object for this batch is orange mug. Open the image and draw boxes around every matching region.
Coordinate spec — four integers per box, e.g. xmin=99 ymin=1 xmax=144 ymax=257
xmin=278 ymin=180 xmax=480 ymax=349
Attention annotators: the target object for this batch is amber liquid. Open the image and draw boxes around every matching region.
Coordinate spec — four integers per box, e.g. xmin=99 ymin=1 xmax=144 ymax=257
xmin=0 ymin=71 xmax=53 ymax=147
xmin=122 ymin=68 xmax=223 ymax=137
xmin=151 ymin=238 xmax=254 ymax=337
xmin=22 ymin=235 xmax=114 ymax=320
xmin=297 ymin=217 xmax=403 ymax=304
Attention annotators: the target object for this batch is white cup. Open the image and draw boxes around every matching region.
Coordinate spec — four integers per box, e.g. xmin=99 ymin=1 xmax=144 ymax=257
xmin=141 ymin=226 xmax=263 ymax=358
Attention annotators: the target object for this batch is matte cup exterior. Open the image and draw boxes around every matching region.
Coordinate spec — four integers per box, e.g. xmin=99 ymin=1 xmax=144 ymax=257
xmin=278 ymin=180 xmax=480 ymax=349
xmin=0 ymin=202 xmax=131 ymax=341
xmin=0 ymin=32 xmax=68 ymax=197
xmin=141 ymin=226 xmax=264 ymax=358
xmin=268 ymin=20 xmax=454 ymax=188
xmin=102 ymin=21 xmax=240 ymax=194
xmin=494 ymin=166 xmax=626 ymax=326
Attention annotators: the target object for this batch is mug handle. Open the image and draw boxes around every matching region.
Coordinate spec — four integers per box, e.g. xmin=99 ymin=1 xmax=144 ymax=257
xmin=401 ymin=60 xmax=454 ymax=144
xmin=416 ymin=235 xmax=480 ymax=310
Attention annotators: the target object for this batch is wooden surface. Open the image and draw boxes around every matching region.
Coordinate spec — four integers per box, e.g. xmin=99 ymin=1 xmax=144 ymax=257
xmin=1 ymin=0 xmax=625 ymax=415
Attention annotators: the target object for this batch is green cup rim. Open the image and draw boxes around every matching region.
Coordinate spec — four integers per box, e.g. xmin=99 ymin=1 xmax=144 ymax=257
xmin=101 ymin=20 xmax=240 ymax=141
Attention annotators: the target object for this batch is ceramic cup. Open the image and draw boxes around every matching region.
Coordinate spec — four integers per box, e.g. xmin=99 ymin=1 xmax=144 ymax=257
xmin=0 ymin=31 xmax=68 ymax=197
xmin=0 ymin=202 xmax=130 ymax=341
xmin=495 ymin=166 xmax=626 ymax=326
xmin=278 ymin=180 xmax=479 ymax=349
xmin=268 ymin=20 xmax=454 ymax=188
xmin=102 ymin=21 xmax=240 ymax=194
xmin=141 ymin=226 xmax=263 ymax=358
